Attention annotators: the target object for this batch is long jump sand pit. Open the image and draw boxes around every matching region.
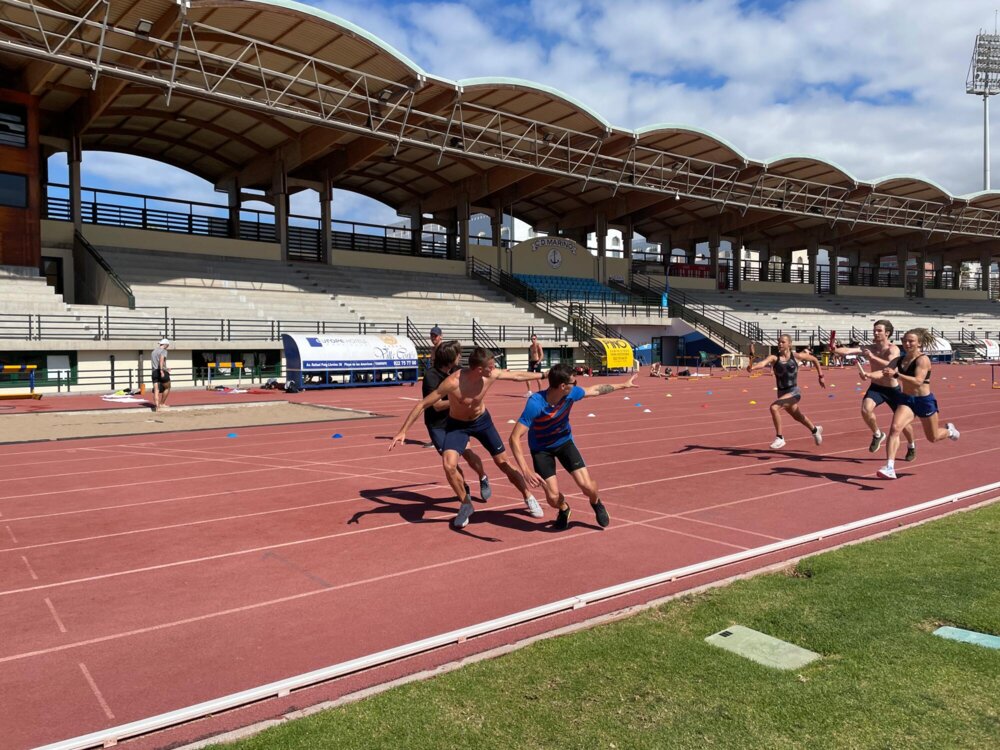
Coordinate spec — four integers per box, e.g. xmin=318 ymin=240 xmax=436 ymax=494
xmin=2 ymin=401 xmax=378 ymax=443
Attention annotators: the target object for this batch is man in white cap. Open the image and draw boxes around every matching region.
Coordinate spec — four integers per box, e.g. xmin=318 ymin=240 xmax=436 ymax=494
xmin=151 ymin=338 xmax=171 ymax=411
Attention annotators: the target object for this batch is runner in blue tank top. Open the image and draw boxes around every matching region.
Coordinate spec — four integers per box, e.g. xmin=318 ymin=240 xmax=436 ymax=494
xmin=508 ymin=363 xmax=637 ymax=530
xmin=747 ymin=334 xmax=826 ymax=450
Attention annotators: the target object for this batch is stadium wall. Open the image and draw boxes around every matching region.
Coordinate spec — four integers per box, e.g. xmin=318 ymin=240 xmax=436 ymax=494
xmin=836 ymin=285 xmax=906 ymax=298
xmin=923 ymin=289 xmax=990 ymax=300
xmin=741 ymin=281 xmax=815 ymax=295
xmin=329 ymin=250 xmax=464 ymax=275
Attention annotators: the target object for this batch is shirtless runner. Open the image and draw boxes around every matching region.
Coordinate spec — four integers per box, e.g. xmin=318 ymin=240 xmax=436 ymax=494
xmin=390 ymin=346 xmax=546 ymax=529
xmin=834 ymin=319 xmax=916 ymax=459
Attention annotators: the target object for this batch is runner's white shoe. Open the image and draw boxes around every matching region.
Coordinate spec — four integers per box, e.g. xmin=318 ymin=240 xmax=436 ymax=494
xmin=947 ymin=423 xmax=960 ymax=441
xmin=769 ymin=437 xmax=786 ymax=450
xmin=813 ymin=425 xmax=823 ymax=446
xmin=877 ymin=465 xmax=897 ymax=480
xmin=452 ymin=502 xmax=475 ymax=529
xmin=524 ymin=494 xmax=544 ymax=518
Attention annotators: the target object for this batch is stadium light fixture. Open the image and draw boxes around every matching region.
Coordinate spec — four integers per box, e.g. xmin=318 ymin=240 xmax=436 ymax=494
xmin=966 ymin=28 xmax=1000 ymax=189
xmin=135 ymin=18 xmax=153 ymax=37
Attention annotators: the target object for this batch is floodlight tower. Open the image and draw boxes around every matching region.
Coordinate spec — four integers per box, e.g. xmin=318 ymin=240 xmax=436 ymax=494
xmin=967 ymin=28 xmax=1000 ymax=190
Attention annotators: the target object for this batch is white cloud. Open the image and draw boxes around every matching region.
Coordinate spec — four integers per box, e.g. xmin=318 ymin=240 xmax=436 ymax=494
xmin=59 ymin=0 xmax=1000 ymax=225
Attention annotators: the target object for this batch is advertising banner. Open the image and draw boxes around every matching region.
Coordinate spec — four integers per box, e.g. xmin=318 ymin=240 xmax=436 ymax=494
xmin=593 ymin=337 xmax=634 ymax=369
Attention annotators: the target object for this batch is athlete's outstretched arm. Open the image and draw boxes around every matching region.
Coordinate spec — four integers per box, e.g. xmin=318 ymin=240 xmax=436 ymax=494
xmin=508 ymin=422 xmax=543 ymax=488
xmin=582 ymin=373 xmax=637 ymax=398
xmin=495 ymin=368 xmax=546 ymax=383
xmin=389 ymin=375 xmax=457 ymax=449
xmin=747 ymin=354 xmax=776 ymax=372
xmin=833 ymin=345 xmax=862 ymax=356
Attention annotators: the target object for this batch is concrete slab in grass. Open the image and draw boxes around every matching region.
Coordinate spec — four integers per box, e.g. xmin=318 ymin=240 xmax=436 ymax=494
xmin=706 ymin=625 xmax=821 ymax=670
xmin=933 ymin=626 xmax=1000 ymax=650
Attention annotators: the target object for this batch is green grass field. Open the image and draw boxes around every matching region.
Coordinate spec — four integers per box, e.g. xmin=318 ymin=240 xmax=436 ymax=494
xmin=212 ymin=503 xmax=1000 ymax=749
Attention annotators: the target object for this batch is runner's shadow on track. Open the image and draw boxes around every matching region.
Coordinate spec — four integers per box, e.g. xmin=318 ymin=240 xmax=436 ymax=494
xmin=464 ymin=508 xmax=602 ymax=534
xmin=372 ymin=436 xmax=430 ymax=447
xmin=765 ymin=465 xmax=886 ymax=490
xmin=353 ymin=485 xmax=503 ymax=542
xmin=678 ymin=444 xmax=869 ymax=464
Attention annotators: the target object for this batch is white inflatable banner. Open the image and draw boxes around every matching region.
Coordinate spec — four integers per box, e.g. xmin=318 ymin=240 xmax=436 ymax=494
xmin=979 ymin=338 xmax=999 ymax=359
xmin=282 ymin=333 xmax=418 ymax=369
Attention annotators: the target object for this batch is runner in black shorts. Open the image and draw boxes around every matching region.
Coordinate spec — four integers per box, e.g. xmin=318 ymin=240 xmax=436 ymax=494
xmin=390 ymin=347 xmax=547 ymax=529
xmin=508 ymin=363 xmax=637 ymax=530
xmin=747 ymin=334 xmax=825 ymax=450
xmin=423 ymin=341 xmax=490 ymax=500
xmin=836 ymin=319 xmax=916 ymax=459
xmin=876 ymin=328 xmax=959 ymax=480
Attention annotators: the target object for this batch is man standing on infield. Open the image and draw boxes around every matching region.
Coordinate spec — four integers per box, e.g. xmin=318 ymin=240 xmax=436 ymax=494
xmin=834 ymin=320 xmax=916 ymax=459
xmin=509 ymin=364 xmax=637 ymax=530
xmin=390 ymin=347 xmax=546 ymax=529
xmin=526 ymin=333 xmax=544 ymax=395
xmin=151 ymin=338 xmax=171 ymax=412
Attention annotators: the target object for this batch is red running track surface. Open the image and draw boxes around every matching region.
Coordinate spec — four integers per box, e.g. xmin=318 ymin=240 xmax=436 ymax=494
xmin=2 ymin=365 xmax=998 ymax=749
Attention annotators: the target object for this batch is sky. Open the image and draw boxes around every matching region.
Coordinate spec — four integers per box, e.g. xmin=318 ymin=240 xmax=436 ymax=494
xmin=50 ymin=0 xmax=1000 ymax=231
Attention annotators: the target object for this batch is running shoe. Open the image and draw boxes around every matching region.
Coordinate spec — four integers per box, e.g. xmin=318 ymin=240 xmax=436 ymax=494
xmin=554 ymin=506 xmax=572 ymax=530
xmin=591 ymin=499 xmax=610 ymax=528
xmin=947 ymin=423 xmax=960 ymax=441
xmin=869 ymin=431 xmax=886 ymax=453
xmin=904 ymin=445 xmax=917 ymax=462
xmin=479 ymin=475 xmax=492 ymax=501
xmin=813 ymin=425 xmax=824 ymax=446
xmin=877 ymin=465 xmax=897 ymax=480
xmin=770 ymin=437 xmax=786 ymax=450
xmin=452 ymin=501 xmax=475 ymax=529
xmin=524 ymin=494 xmax=544 ymax=518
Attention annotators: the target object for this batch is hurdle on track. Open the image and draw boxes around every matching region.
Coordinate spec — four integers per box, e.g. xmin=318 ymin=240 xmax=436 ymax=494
xmin=206 ymin=361 xmax=243 ymax=390
xmin=0 ymin=364 xmax=42 ymax=400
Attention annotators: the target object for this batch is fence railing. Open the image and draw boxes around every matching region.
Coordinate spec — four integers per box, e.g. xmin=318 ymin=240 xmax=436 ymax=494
xmin=0 ymin=308 xmax=563 ymax=343
xmin=46 ymin=184 xmax=509 ymax=263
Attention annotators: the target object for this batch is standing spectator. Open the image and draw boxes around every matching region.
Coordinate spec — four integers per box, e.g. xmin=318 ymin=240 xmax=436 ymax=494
xmin=151 ymin=338 xmax=171 ymax=411
xmin=526 ymin=333 xmax=544 ymax=394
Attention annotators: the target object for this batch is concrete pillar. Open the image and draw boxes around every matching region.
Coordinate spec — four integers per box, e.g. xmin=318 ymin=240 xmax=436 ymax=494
xmin=595 ymin=213 xmax=607 ymax=283
xmin=686 ymin=240 xmax=697 ymax=265
xmin=895 ymin=245 xmax=908 ymax=289
xmin=622 ymin=221 xmax=634 ymax=284
xmin=953 ymin=261 xmax=963 ymax=289
xmin=319 ymin=182 xmax=332 ymax=265
xmin=445 ymin=213 xmax=458 ymax=261
xmin=732 ymin=236 xmax=744 ymax=291
xmin=829 ymin=245 xmax=839 ymax=294
xmin=272 ymin=165 xmax=289 ymax=261
xmin=709 ymin=228 xmax=721 ymax=288
xmin=980 ymin=250 xmax=993 ymax=293
xmin=781 ymin=250 xmax=792 ymax=283
xmin=457 ymin=194 xmax=470 ymax=262
xmin=916 ymin=247 xmax=928 ymax=297
xmin=490 ymin=211 xmax=503 ymax=268
xmin=845 ymin=250 xmax=860 ymax=287
xmin=410 ymin=213 xmax=423 ymax=257
xmin=807 ymin=237 xmax=819 ymax=289
xmin=228 ymin=183 xmax=242 ymax=242
xmin=69 ymin=134 xmax=82 ymax=231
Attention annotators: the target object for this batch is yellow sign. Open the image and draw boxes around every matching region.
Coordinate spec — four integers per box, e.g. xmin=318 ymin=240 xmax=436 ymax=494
xmin=593 ymin=338 xmax=634 ymax=369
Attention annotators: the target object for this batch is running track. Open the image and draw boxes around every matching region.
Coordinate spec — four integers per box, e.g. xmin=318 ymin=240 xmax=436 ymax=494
xmin=2 ymin=365 xmax=998 ymax=749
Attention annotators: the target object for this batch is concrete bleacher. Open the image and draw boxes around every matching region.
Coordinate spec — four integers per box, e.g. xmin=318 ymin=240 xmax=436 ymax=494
xmin=98 ymin=248 xmax=552 ymax=338
xmin=0 ymin=263 xmax=156 ymax=320
xmin=292 ymin=263 xmax=551 ymax=333
xmin=657 ymin=282 xmax=1000 ymax=341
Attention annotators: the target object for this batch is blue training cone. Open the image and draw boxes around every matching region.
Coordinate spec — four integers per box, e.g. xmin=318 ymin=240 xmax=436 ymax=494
xmin=332 ymin=433 xmax=343 ymax=439
xmin=226 ymin=433 xmax=238 ymax=438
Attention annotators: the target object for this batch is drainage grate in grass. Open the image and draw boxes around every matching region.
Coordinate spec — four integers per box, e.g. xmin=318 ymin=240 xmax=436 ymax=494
xmin=933 ymin=626 xmax=1000 ymax=650
xmin=705 ymin=625 xmax=821 ymax=670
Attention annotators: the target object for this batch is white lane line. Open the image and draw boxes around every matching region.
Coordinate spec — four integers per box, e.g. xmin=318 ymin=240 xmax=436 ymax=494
xmin=78 ymin=662 xmax=115 ymax=720
xmin=45 ymin=597 xmax=68 ymax=633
